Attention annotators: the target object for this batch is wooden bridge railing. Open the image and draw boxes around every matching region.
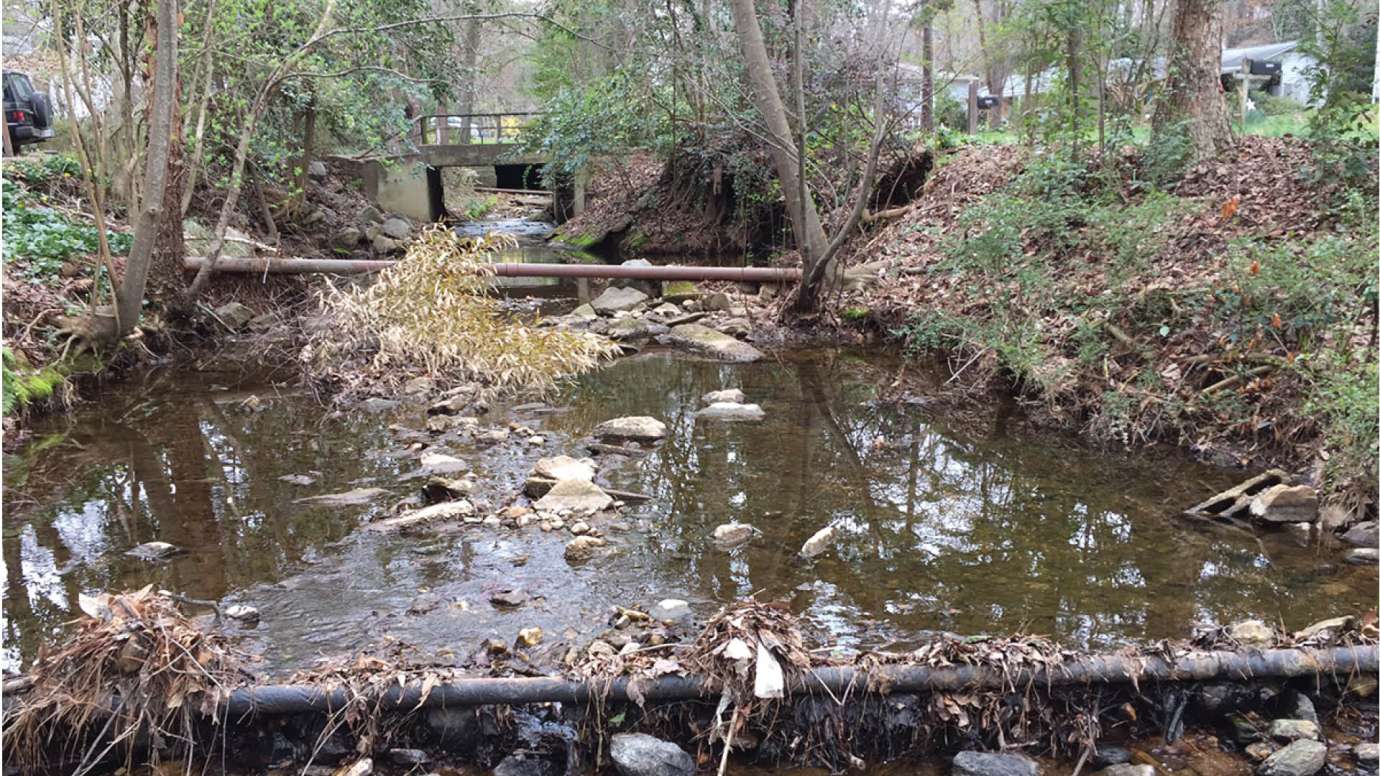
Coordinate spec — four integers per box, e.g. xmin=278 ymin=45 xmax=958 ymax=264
xmin=415 ymin=112 xmax=540 ymax=146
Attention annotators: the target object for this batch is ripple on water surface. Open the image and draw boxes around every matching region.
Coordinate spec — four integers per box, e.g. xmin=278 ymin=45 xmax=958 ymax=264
xmin=4 ymin=351 xmax=1373 ymax=674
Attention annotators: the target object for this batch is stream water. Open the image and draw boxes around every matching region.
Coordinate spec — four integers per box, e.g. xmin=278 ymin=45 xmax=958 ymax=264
xmin=4 ymin=347 xmax=1374 ymax=676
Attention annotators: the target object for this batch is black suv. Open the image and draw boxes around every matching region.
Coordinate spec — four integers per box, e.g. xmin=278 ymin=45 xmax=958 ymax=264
xmin=4 ymin=71 xmax=54 ymax=150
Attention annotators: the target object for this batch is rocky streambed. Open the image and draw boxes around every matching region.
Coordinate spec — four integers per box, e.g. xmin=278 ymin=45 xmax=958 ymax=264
xmin=5 ymin=337 xmax=1376 ymax=674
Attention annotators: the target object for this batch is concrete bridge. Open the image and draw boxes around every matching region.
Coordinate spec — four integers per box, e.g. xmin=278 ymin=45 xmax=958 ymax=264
xmin=348 ymin=112 xmax=580 ymax=223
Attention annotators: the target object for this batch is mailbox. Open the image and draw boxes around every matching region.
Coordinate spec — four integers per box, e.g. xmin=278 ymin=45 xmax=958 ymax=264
xmin=1247 ymin=59 xmax=1281 ymax=77
xmin=976 ymin=95 xmax=1001 ymax=110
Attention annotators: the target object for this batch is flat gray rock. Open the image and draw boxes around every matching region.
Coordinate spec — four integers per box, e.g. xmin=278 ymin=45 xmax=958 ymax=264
xmin=666 ymin=323 xmax=763 ymax=362
xmin=294 ymin=487 xmax=388 ymax=506
xmin=609 ymin=733 xmax=695 ymax=776
xmin=593 ymin=416 xmax=667 ymax=443
xmin=125 ymin=541 xmax=184 ymax=561
xmin=702 ymin=389 xmax=745 ymax=404
xmin=952 ymin=751 xmax=1040 ymax=776
xmin=697 ymin=402 xmax=765 ymax=422
xmin=1259 ymin=740 xmax=1327 ymax=776
xmin=590 ymin=286 xmax=649 ymax=314
xmin=535 ymin=479 xmax=613 ymax=513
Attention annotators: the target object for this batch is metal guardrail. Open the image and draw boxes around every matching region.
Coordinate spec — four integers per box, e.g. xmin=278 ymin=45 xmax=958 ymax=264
xmin=416 ymin=111 xmax=540 ymax=145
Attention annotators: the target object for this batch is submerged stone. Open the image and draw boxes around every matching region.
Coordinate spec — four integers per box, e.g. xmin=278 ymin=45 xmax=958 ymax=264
xmin=800 ymin=525 xmax=837 ymax=559
xmin=1345 ymin=548 xmax=1378 ymax=565
xmin=493 ymin=754 xmax=559 ymax=776
xmin=564 ymin=536 xmax=607 ymax=563
xmin=1093 ymin=766 xmax=1154 ymax=776
xmin=224 ymin=604 xmax=260 ymax=624
xmin=295 ymin=487 xmax=389 ymax=506
xmin=369 ymin=499 xmax=474 ymax=531
xmin=713 ymin=522 xmax=755 ymax=547
xmin=126 ymin=541 xmax=183 ymax=561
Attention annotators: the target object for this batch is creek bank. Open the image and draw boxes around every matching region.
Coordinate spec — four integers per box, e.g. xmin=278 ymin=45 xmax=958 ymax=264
xmin=1 ymin=152 xmax=409 ymax=434
xmin=833 ymin=137 xmax=1377 ymax=527
xmin=5 ymin=589 xmax=1376 ymax=775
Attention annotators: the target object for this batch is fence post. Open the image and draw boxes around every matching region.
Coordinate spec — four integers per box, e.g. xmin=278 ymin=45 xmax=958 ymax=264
xmin=967 ymin=81 xmax=978 ymax=134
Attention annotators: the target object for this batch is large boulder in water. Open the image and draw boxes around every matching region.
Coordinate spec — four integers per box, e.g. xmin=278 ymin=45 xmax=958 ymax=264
xmin=666 ymin=323 xmax=763 ymax=362
xmin=609 ymin=733 xmax=694 ymax=776
xmin=591 ymin=286 xmax=649 ymax=314
xmin=593 ymin=416 xmax=667 ymax=443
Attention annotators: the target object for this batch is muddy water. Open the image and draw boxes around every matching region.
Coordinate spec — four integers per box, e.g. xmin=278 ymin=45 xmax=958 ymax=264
xmin=3 ymin=350 xmax=1374 ymax=675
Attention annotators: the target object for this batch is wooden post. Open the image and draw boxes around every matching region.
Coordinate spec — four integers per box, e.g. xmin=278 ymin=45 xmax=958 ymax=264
xmin=438 ymin=106 xmax=449 ymax=144
xmin=967 ymin=80 xmax=979 ymax=134
xmin=1237 ymin=65 xmax=1250 ymax=134
xmin=573 ymin=168 xmax=588 ymax=215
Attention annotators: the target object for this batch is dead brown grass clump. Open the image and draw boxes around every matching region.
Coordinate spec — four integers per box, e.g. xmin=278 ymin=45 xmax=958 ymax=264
xmin=2 ymin=587 xmax=249 ymax=774
xmin=304 ymin=227 xmax=621 ymax=396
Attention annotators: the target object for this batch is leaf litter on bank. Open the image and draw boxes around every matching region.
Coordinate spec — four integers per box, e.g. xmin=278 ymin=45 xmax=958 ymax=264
xmin=5 ymin=592 xmax=1378 ymax=772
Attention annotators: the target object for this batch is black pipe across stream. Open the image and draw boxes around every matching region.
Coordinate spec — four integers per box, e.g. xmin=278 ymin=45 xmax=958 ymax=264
xmin=223 ymin=645 xmax=1378 ymax=717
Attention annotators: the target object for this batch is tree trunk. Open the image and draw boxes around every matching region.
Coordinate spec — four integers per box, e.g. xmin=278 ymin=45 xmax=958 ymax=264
xmin=292 ymin=91 xmax=316 ymax=211
xmin=459 ymin=16 xmax=479 ymax=143
xmin=1152 ymin=0 xmax=1232 ymax=162
xmin=1067 ymin=23 xmax=1081 ymax=160
xmin=180 ymin=0 xmax=218 ymax=216
xmin=973 ymin=0 xmax=995 ymax=97
xmin=115 ymin=0 xmax=179 ymax=338
xmin=149 ymin=60 xmax=185 ymax=303
xmin=727 ymin=0 xmax=829 ymax=311
xmin=920 ymin=8 xmax=934 ymax=131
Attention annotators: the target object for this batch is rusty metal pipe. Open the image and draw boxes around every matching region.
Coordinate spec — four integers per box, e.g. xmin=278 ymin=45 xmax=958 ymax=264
xmin=184 ymin=257 xmax=397 ymax=274
xmin=488 ymin=263 xmax=800 ymax=283
xmin=184 ymin=257 xmax=801 ymax=283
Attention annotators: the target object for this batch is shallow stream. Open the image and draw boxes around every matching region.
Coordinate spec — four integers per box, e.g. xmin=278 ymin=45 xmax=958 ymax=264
xmin=4 ymin=348 xmax=1374 ymax=675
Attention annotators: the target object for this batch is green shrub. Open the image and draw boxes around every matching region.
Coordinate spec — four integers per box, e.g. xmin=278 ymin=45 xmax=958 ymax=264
xmin=6 ymin=152 xmax=83 ymax=186
xmin=1249 ymin=90 xmax=1305 ymax=116
xmin=1 ymin=179 xmax=132 ymax=279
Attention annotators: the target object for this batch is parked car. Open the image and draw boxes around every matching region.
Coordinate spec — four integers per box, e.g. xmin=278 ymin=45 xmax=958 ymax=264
xmin=4 ymin=71 xmax=54 ymax=150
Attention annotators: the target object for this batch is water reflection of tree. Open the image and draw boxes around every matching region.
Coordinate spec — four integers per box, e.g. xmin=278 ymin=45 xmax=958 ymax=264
xmin=4 ymin=388 xmax=400 ymax=669
xmin=548 ymin=352 xmax=1328 ymax=648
